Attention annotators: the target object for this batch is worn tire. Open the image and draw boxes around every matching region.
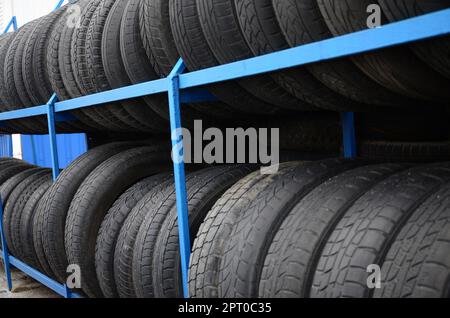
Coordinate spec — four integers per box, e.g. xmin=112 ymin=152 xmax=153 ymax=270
xmin=310 ymin=163 xmax=450 ymax=298
xmin=95 ymin=173 xmax=171 ymax=298
xmin=258 ymin=164 xmax=408 ymax=298
xmin=65 ymin=146 xmax=170 ymax=297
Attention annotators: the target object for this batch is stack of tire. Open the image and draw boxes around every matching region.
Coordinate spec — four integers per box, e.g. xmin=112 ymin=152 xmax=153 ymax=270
xmin=1 ymin=0 xmax=449 ymax=135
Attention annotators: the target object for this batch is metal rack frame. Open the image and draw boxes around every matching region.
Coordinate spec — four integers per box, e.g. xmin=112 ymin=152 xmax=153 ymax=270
xmin=0 ymin=2 xmax=449 ymax=298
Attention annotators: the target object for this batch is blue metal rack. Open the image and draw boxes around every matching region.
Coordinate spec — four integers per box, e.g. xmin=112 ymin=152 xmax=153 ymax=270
xmin=0 ymin=4 xmax=449 ymax=298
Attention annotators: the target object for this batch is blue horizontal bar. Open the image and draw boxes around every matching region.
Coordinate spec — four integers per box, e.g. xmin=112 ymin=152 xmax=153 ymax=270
xmin=55 ymin=78 xmax=168 ymax=112
xmin=0 ymin=251 xmax=81 ymax=298
xmin=0 ymin=106 xmax=47 ymax=120
xmin=179 ymin=8 xmax=450 ymax=89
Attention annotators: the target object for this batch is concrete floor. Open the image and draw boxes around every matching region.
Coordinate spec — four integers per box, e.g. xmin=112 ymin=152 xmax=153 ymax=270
xmin=0 ymin=262 xmax=59 ymax=298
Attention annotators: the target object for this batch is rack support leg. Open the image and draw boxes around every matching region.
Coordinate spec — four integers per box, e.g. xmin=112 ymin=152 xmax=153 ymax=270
xmin=0 ymin=199 xmax=13 ymax=291
xmin=342 ymin=112 xmax=357 ymax=159
xmin=46 ymin=93 xmax=60 ymax=181
xmin=167 ymin=59 xmax=191 ymax=298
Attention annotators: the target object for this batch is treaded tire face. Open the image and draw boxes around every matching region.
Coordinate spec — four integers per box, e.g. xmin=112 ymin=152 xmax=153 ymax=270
xmin=218 ymin=159 xmax=363 ymax=298
xmin=134 ymin=165 xmax=256 ymax=298
xmin=310 ymin=163 xmax=450 ymax=298
xmin=65 ymin=146 xmax=170 ymax=297
xmin=375 ymin=181 xmax=450 ymax=298
xmin=317 ymin=0 xmax=450 ymax=103
xmin=169 ymin=0 xmax=286 ymax=115
xmin=196 ymin=0 xmax=308 ymax=110
xmin=95 ymin=173 xmax=172 ymax=298
xmin=258 ymin=163 xmax=409 ymax=298
xmin=0 ymin=167 xmax=41 ymax=206
xmin=378 ymin=0 xmax=450 ymax=80
xmin=42 ymin=142 xmax=144 ymax=283
xmin=269 ymin=0 xmax=405 ymax=107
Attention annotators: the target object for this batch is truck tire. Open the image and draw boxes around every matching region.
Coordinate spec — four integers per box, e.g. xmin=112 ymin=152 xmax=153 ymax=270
xmin=95 ymin=173 xmax=172 ymax=298
xmin=258 ymin=164 xmax=408 ymax=298
xmin=317 ymin=0 xmax=450 ymax=103
xmin=374 ymin=180 xmax=450 ymax=298
xmin=310 ymin=163 xmax=450 ymax=298
xmin=0 ymin=167 xmax=41 ymax=208
xmin=42 ymin=142 xmax=144 ymax=283
xmin=135 ymin=165 xmax=255 ymax=298
xmin=65 ymin=146 xmax=170 ymax=297
xmin=218 ymin=159 xmax=362 ymax=298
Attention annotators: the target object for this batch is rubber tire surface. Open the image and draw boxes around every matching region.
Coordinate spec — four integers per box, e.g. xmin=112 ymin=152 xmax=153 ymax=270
xmin=310 ymin=163 xmax=450 ymax=298
xmin=65 ymin=146 xmax=169 ymax=297
xmin=0 ymin=167 xmax=41 ymax=205
xmin=258 ymin=164 xmax=408 ymax=298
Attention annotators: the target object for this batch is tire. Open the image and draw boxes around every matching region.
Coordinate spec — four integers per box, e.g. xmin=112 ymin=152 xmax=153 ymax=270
xmin=0 ymin=33 xmax=17 ymax=111
xmin=47 ymin=1 xmax=92 ymax=131
xmin=12 ymin=174 xmax=51 ymax=265
xmin=195 ymin=0 xmax=307 ymax=110
xmin=188 ymin=168 xmax=271 ymax=298
xmin=135 ymin=165 xmax=256 ymax=298
xmin=20 ymin=177 xmax=52 ymax=271
xmin=72 ymin=0 xmax=127 ymax=131
xmin=316 ymin=0 xmax=450 ymax=103
xmin=120 ymin=0 xmax=171 ymax=123
xmin=374 ymin=180 xmax=450 ymax=298
xmin=169 ymin=0 xmax=288 ymax=115
xmin=379 ymin=0 xmax=450 ymax=80
xmin=85 ymin=0 xmax=145 ymax=131
xmin=0 ymin=163 xmax=37 ymax=189
xmin=114 ymin=177 xmax=174 ymax=298
xmin=218 ymin=159 xmax=362 ymax=298
xmin=102 ymin=0 xmax=165 ymax=133
xmin=3 ymin=169 xmax=50 ymax=257
xmin=42 ymin=142 xmax=144 ymax=283
xmin=310 ymin=163 xmax=450 ymax=298
xmin=269 ymin=0 xmax=405 ymax=107
xmin=57 ymin=0 xmax=102 ymax=129
xmin=95 ymin=173 xmax=172 ymax=298
xmin=258 ymin=163 xmax=408 ymax=298
xmin=65 ymin=146 xmax=170 ymax=297
xmin=0 ymin=167 xmax=42 ymax=206
xmin=360 ymin=141 xmax=450 ymax=163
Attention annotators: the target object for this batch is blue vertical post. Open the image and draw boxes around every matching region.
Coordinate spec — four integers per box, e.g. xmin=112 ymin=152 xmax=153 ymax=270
xmin=53 ymin=0 xmax=65 ymax=11
xmin=46 ymin=94 xmax=60 ymax=180
xmin=342 ymin=112 xmax=357 ymax=158
xmin=0 ymin=198 xmax=13 ymax=291
xmin=167 ymin=59 xmax=191 ymax=298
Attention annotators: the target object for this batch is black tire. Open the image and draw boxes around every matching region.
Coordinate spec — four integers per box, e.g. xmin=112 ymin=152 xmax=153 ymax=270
xmin=379 ymin=0 xmax=450 ymax=80
xmin=188 ymin=169 xmax=271 ymax=298
xmin=218 ymin=159 xmax=363 ymax=298
xmin=375 ymin=180 xmax=450 ymax=298
xmin=0 ymin=167 xmax=42 ymax=206
xmin=47 ymin=1 xmax=92 ymax=131
xmin=120 ymin=0 xmax=171 ymax=124
xmin=135 ymin=165 xmax=256 ymax=298
xmin=195 ymin=0 xmax=307 ymax=110
xmin=0 ymin=33 xmax=17 ymax=112
xmin=114 ymin=177 xmax=174 ymax=298
xmin=102 ymin=0 xmax=165 ymax=133
xmin=316 ymin=0 xmax=450 ymax=103
xmin=3 ymin=169 xmax=50 ymax=257
xmin=71 ymin=0 xmax=126 ymax=131
xmin=270 ymin=0 xmax=405 ymax=107
xmin=42 ymin=142 xmax=144 ymax=283
xmin=12 ymin=174 xmax=52 ymax=265
xmin=95 ymin=173 xmax=172 ymax=298
xmin=19 ymin=177 xmax=52 ymax=270
xmin=258 ymin=163 xmax=408 ymax=298
xmin=86 ymin=0 xmax=145 ymax=131
xmin=310 ymin=163 xmax=450 ymax=298
xmin=360 ymin=141 xmax=450 ymax=163
xmin=0 ymin=163 xmax=37 ymax=189
xmin=169 ymin=0 xmax=288 ymax=115
xmin=65 ymin=146 xmax=170 ymax=297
